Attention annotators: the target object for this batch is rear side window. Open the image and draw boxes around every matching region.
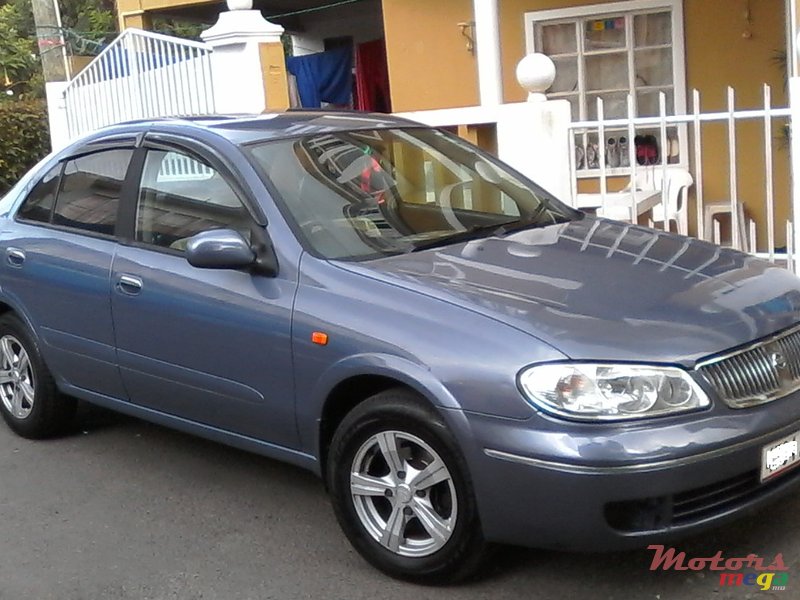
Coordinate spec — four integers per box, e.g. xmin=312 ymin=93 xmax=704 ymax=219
xmin=52 ymin=149 xmax=133 ymax=236
xmin=17 ymin=163 xmax=61 ymax=223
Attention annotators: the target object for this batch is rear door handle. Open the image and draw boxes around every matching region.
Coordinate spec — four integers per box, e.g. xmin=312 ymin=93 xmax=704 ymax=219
xmin=6 ymin=248 xmax=25 ymax=267
xmin=117 ymin=274 xmax=143 ymax=295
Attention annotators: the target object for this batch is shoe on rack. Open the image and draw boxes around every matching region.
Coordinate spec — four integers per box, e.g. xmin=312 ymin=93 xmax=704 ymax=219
xmin=606 ymin=138 xmax=620 ymax=168
xmin=619 ymin=136 xmax=630 ymax=167
xmin=587 ymin=143 xmax=599 ymax=169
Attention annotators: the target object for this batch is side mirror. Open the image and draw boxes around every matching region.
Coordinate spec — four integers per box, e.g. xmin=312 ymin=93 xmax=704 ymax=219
xmin=185 ymin=229 xmax=256 ymax=270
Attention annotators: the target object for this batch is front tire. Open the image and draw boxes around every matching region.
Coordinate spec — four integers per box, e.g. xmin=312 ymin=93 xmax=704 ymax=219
xmin=327 ymin=388 xmax=489 ymax=584
xmin=0 ymin=314 xmax=75 ymax=438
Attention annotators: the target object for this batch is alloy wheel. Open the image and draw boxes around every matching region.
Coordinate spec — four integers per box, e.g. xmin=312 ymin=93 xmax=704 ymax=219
xmin=0 ymin=334 xmax=35 ymax=419
xmin=350 ymin=430 xmax=457 ymax=557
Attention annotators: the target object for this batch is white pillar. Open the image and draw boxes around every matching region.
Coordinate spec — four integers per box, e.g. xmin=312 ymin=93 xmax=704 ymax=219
xmin=200 ymin=0 xmax=284 ymax=114
xmin=790 ymin=76 xmax=800 ymax=269
xmin=473 ymin=0 xmax=503 ymax=106
xmin=45 ymin=81 xmax=70 ymax=152
xmin=495 ymin=53 xmax=570 ymax=202
xmin=789 ymin=0 xmax=798 ymax=77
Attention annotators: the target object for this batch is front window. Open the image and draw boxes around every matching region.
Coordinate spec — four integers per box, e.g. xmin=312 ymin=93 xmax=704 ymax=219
xmin=135 ymin=149 xmax=252 ymax=251
xmin=248 ymin=128 xmax=577 ymax=260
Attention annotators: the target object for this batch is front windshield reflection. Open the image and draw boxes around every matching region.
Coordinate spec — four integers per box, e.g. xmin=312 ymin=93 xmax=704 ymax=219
xmin=248 ymin=127 xmax=577 ymax=260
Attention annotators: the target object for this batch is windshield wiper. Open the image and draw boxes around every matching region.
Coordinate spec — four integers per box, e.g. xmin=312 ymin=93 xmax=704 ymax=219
xmin=409 ymin=220 xmax=521 ymax=252
xmin=409 ymin=211 xmax=576 ymax=253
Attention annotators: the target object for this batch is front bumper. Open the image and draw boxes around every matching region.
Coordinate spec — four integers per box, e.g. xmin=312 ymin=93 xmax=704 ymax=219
xmin=443 ymin=397 xmax=800 ymax=551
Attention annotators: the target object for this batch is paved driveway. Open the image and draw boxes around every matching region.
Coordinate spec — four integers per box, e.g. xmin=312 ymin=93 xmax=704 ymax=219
xmin=0 ymin=404 xmax=796 ymax=600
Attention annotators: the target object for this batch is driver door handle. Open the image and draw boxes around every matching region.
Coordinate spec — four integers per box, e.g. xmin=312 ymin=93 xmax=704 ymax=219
xmin=117 ymin=274 xmax=143 ymax=295
xmin=6 ymin=247 xmax=25 ymax=267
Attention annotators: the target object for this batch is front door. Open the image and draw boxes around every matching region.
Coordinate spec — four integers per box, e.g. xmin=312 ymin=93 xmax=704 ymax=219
xmin=110 ymin=145 xmax=298 ymax=447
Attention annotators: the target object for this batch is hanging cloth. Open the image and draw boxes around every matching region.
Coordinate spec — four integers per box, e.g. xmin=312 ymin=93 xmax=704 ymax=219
xmin=286 ymin=47 xmax=353 ymax=108
xmin=354 ymin=39 xmax=391 ymax=113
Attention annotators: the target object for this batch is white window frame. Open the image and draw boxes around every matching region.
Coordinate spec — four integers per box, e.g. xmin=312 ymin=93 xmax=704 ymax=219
xmin=524 ymin=0 xmax=688 ymax=177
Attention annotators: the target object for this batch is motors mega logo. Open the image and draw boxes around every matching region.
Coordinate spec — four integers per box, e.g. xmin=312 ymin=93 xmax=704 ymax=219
xmin=648 ymin=545 xmax=789 ymax=591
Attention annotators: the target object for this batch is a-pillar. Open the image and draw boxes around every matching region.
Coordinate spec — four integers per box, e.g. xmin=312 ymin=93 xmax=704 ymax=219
xmin=201 ymin=0 xmax=290 ymax=113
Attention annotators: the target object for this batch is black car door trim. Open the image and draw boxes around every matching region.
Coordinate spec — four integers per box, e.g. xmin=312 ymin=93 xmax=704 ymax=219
xmin=116 ymin=146 xmax=147 ymax=242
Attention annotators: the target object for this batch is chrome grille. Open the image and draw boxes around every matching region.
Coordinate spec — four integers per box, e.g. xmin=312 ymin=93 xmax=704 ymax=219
xmin=697 ymin=325 xmax=800 ymax=408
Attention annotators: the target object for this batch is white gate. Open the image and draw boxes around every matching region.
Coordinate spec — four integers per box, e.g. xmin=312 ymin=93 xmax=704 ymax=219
xmin=64 ymin=28 xmax=215 ymax=139
xmin=567 ymin=85 xmax=793 ymax=270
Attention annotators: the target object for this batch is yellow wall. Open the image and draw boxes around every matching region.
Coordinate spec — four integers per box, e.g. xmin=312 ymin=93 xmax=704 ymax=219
xmin=383 ymin=0 xmax=789 ymax=247
xmin=382 ymin=0 xmax=479 ymax=111
xmin=117 ymin=0 xmax=217 ymax=29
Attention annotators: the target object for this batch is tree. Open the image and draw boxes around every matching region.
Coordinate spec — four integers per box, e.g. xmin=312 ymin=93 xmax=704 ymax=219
xmin=0 ymin=2 xmax=41 ymax=99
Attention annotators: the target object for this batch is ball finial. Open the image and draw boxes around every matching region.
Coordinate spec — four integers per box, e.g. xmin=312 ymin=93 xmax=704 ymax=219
xmin=226 ymin=0 xmax=253 ymax=10
xmin=516 ymin=53 xmax=556 ymax=102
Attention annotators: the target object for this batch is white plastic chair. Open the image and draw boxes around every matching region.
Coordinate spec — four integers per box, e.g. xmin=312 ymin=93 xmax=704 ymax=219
xmin=595 ymin=168 xmax=693 ymax=234
xmin=597 ymin=165 xmax=694 ymax=235
xmin=638 ymin=168 xmax=693 ymax=235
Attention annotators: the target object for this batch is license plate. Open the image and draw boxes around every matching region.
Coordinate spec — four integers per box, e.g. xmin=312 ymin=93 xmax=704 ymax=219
xmin=761 ymin=432 xmax=800 ymax=482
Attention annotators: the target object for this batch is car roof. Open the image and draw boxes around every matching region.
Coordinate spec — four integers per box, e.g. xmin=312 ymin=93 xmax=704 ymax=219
xmin=87 ymin=111 xmax=425 ymax=146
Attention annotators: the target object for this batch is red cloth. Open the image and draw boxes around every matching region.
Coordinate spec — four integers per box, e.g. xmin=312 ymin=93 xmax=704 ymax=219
xmin=355 ymin=39 xmax=391 ymax=113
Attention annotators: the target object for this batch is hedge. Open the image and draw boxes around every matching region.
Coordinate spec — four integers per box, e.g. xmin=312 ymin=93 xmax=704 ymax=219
xmin=0 ymin=100 xmax=49 ymax=194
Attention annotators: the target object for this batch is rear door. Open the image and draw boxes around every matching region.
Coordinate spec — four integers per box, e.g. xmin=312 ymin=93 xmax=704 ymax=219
xmin=2 ymin=146 xmax=136 ymax=398
xmin=109 ymin=139 xmax=298 ymax=446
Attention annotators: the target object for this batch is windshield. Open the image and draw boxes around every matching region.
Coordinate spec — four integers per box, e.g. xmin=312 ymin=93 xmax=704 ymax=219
xmin=247 ymin=127 xmax=578 ymax=260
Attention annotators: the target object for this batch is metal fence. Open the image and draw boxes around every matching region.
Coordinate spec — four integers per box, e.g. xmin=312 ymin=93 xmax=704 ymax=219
xmin=567 ymin=84 xmax=792 ymax=271
xmin=64 ymin=28 xmax=215 ymax=139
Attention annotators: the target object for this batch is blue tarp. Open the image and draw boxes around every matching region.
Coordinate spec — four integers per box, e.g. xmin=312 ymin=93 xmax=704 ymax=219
xmin=286 ymin=47 xmax=353 ymax=108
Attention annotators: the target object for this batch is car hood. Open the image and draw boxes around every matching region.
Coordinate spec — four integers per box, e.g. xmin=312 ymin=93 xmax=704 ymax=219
xmin=334 ymin=217 xmax=800 ymax=366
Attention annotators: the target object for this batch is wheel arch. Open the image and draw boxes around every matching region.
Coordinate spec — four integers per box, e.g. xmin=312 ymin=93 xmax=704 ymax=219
xmin=0 ymin=295 xmax=34 ymax=331
xmin=310 ymin=354 xmax=462 ymax=482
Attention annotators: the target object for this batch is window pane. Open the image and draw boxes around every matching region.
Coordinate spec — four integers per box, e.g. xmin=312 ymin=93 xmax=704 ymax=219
xmin=636 ymin=88 xmax=674 ymax=117
xmin=136 ymin=150 xmax=250 ymax=250
xmin=635 ymin=48 xmax=672 ymax=87
xmin=584 ymin=16 xmax=625 ymax=51
xmin=551 ymin=56 xmax=578 ymax=93
xmin=585 ymin=52 xmax=628 ymax=91
xmin=540 ymin=23 xmax=576 ymax=54
xmin=587 ymin=92 xmax=629 ymax=119
xmin=634 ymin=12 xmax=671 ymax=47
xmin=53 ymin=150 xmax=131 ymax=235
xmin=564 ymin=95 xmax=580 ymax=120
xmin=17 ymin=164 xmax=60 ymax=223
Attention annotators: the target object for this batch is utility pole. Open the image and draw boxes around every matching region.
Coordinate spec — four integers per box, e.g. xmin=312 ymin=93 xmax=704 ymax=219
xmin=31 ymin=0 xmax=69 ymax=81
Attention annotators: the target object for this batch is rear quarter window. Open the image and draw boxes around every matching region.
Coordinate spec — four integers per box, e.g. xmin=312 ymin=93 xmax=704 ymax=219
xmin=16 ymin=163 xmax=61 ymax=223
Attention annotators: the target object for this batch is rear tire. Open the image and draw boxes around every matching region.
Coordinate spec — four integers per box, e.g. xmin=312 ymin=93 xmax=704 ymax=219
xmin=0 ymin=314 xmax=75 ymax=439
xmin=327 ymin=388 xmax=489 ymax=584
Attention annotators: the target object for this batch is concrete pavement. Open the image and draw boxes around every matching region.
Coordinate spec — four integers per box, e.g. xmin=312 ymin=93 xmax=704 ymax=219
xmin=0 ymin=404 xmax=797 ymax=600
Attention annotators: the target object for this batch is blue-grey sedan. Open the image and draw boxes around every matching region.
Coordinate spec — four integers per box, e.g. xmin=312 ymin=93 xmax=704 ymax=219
xmin=1 ymin=113 xmax=800 ymax=583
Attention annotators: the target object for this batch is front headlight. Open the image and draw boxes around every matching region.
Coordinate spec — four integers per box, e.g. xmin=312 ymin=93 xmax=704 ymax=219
xmin=518 ymin=363 xmax=710 ymax=421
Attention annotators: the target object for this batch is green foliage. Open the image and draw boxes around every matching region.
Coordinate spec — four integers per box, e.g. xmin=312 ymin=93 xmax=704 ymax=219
xmin=0 ymin=3 xmax=40 ymax=99
xmin=0 ymin=100 xmax=49 ymax=193
xmin=152 ymin=17 xmax=209 ymax=41
xmin=61 ymin=0 xmax=116 ymax=40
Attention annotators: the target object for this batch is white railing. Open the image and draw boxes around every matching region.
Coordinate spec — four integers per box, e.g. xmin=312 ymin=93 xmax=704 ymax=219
xmin=567 ymin=85 xmax=792 ymax=270
xmin=158 ymin=151 xmax=214 ymax=181
xmin=64 ymin=28 xmax=215 ymax=138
